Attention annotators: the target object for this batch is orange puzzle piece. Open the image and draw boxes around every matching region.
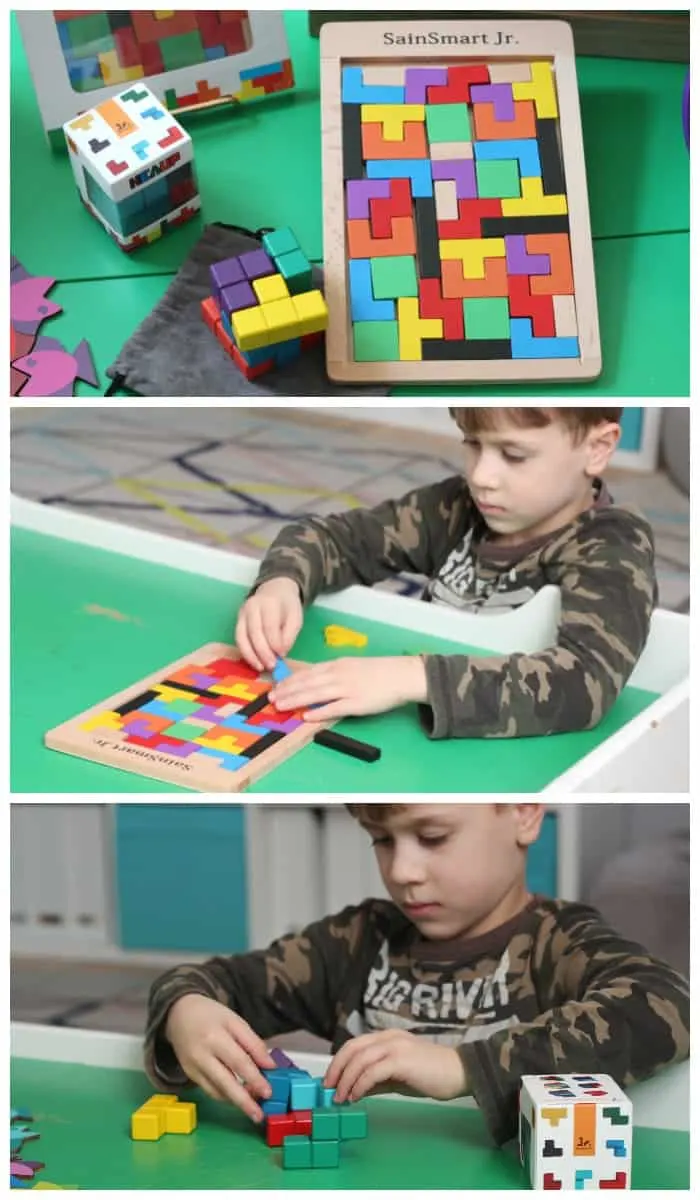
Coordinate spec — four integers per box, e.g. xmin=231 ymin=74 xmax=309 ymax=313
xmin=527 ymin=233 xmax=574 ymax=295
xmin=472 ymin=98 xmax=537 ymax=141
xmin=441 ymin=256 xmax=508 ymax=299
xmin=347 ymin=216 xmax=416 ymax=259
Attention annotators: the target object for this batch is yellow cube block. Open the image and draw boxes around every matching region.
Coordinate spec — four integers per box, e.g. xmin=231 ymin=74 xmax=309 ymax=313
xmin=253 ymin=273 xmax=290 ymax=304
xmin=291 ymin=290 xmax=328 ymax=336
xmin=142 ymin=1094 xmax=179 ymax=1108
xmin=131 ymin=1107 xmax=166 ymax=1141
xmin=164 ymin=1101 xmax=197 ymax=1135
xmin=231 ymin=305 xmax=271 ymax=351
xmin=261 ymin=297 xmax=301 ymax=342
xmin=324 ymin=624 xmax=368 ymax=649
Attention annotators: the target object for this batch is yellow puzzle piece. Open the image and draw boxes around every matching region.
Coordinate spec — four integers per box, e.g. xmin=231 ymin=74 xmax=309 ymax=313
xmin=131 ymin=1095 xmax=197 ymax=1141
xmin=324 ymin=624 xmax=368 ymax=648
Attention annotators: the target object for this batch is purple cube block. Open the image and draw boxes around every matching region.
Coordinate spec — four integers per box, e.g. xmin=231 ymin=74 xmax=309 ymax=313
xmin=210 ymin=256 xmax=245 ymax=293
xmin=221 ymin=280 xmax=257 ymax=315
xmin=239 ymin=248 xmax=275 ymax=280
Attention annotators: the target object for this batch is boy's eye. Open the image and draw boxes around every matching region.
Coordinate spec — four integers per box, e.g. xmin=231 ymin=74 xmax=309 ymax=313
xmin=502 ymin=451 xmax=526 ymax=464
xmin=419 ymin=834 xmax=448 ymax=846
xmin=371 ymin=836 xmax=392 ymax=847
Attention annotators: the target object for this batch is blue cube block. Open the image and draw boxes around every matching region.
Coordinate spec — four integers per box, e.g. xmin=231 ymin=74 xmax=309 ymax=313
xmin=290 ymin=1078 xmax=318 ymax=1111
xmin=261 ymin=1098 xmax=288 ymax=1116
xmin=317 ymin=1086 xmax=336 ymax=1108
xmin=263 ymin=1069 xmax=291 ymax=1105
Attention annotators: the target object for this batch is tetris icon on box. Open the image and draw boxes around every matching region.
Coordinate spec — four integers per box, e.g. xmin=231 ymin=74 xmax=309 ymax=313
xmin=519 ymin=1073 xmax=632 ymax=1190
xmin=63 ymin=84 xmax=200 ymax=251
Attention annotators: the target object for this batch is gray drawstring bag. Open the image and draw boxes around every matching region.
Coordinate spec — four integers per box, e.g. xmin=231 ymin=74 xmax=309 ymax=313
xmin=106 ymin=223 xmax=390 ymax=397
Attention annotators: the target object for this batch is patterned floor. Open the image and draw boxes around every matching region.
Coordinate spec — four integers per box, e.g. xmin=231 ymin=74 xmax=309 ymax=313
xmin=10 ymin=407 xmax=690 ymax=610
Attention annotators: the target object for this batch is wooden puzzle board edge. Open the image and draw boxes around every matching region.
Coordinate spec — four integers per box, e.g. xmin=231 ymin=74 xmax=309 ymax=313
xmin=320 ymin=20 xmax=601 ymax=384
xmin=44 ymin=643 xmax=335 ymax=793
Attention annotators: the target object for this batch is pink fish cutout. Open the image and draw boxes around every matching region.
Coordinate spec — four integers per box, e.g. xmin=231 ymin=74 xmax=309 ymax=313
xmin=10 ymin=275 xmax=62 ymax=335
xmin=12 ymin=335 xmax=99 ymax=397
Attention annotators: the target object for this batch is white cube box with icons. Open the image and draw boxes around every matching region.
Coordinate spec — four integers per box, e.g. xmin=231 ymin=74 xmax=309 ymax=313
xmin=63 ymin=83 xmax=200 ymax=251
xmin=519 ymin=1073 xmax=633 ymax=1190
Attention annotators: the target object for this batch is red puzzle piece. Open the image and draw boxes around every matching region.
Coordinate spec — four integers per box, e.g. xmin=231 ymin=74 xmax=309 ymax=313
xmin=437 ymin=198 xmax=502 ymax=240
xmin=369 ymin=178 xmax=413 ymax=238
xmin=419 ymin=278 xmax=464 ymax=340
xmin=427 ymin=64 xmax=490 ymax=104
xmin=507 ymin=275 xmax=556 ymax=338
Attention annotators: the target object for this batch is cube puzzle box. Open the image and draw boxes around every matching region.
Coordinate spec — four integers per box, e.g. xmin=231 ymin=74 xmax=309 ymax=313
xmin=320 ymin=19 xmax=601 ymax=384
xmin=17 ymin=11 xmax=295 ymax=148
xmin=63 ymin=84 xmax=199 ymax=250
xmin=44 ymin=643 xmax=336 ymax=792
xmin=519 ymin=1073 xmax=632 ymax=1191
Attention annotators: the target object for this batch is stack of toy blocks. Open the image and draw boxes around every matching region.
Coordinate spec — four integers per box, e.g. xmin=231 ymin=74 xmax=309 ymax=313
xmin=201 ymin=228 xmax=328 ymax=379
xmin=63 ymin=83 xmax=199 ymax=251
xmin=261 ymin=1049 xmax=367 ymax=1169
xmin=131 ymin=1094 xmax=197 ymax=1141
xmin=519 ymin=1073 xmax=633 ymax=1190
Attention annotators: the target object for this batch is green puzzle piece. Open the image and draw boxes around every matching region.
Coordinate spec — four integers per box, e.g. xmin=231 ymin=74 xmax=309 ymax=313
xmin=464 ymin=297 xmax=510 ymax=339
xmin=371 ymin=255 xmax=417 ymax=300
xmin=353 ymin=320 xmax=399 ymax=361
xmin=476 ymin=158 xmax=521 ymax=199
xmin=426 ymin=103 xmax=472 ymax=143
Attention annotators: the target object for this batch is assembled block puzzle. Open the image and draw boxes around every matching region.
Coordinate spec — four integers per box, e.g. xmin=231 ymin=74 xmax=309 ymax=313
xmin=201 ymin=228 xmax=329 ymax=379
xmin=320 ymin=20 xmax=601 ymax=383
xmin=17 ymin=12 xmax=295 ymax=147
xmin=131 ymin=1095 xmax=197 ymax=1141
xmin=63 ymin=83 xmax=200 ymax=250
xmin=44 ymin=643 xmax=337 ymax=792
xmin=259 ymin=1054 xmax=368 ymax=1170
xmin=519 ymin=1073 xmax=633 ymax=1190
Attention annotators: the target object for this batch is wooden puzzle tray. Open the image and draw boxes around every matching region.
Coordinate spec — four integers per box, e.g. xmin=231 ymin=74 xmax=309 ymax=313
xmin=44 ymin=643 xmax=334 ymax=793
xmin=320 ymin=20 xmax=601 ymax=384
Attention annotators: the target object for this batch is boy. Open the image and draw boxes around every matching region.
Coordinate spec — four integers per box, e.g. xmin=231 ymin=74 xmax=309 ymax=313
xmin=235 ymin=407 xmax=657 ymax=738
xmin=144 ymin=804 xmax=690 ymax=1146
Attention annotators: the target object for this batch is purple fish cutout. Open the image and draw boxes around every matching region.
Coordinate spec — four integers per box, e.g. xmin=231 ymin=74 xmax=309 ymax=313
xmin=10 ymin=275 xmax=62 ymax=335
xmin=12 ymin=336 xmax=98 ymax=397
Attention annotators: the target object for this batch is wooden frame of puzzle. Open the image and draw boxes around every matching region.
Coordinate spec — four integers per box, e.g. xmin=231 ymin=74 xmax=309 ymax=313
xmin=44 ymin=643 xmax=335 ymax=793
xmin=320 ymin=20 xmax=601 ymax=384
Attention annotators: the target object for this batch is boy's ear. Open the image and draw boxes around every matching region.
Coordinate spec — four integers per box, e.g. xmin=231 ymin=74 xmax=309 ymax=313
xmin=513 ymin=804 xmax=545 ymax=848
xmin=584 ymin=421 xmax=621 ymax=476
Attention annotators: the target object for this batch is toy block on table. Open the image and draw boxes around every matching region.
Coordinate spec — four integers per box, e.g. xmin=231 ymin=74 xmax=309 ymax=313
xmin=131 ymin=1095 xmax=197 ymax=1140
xmin=63 ymin=84 xmax=199 ymax=251
xmin=201 ymin=227 xmax=328 ymax=380
xmin=519 ymin=1073 xmax=632 ymax=1191
xmin=44 ymin=642 xmax=342 ymax=792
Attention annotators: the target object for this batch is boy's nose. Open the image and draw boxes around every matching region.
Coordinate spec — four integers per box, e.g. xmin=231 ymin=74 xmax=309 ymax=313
xmin=469 ymin=453 xmax=501 ymax=490
xmin=388 ymin=852 xmax=425 ymax=886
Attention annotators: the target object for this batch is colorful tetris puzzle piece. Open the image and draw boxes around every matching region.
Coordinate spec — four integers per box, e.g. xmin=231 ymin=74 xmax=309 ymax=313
xmin=201 ymin=227 xmax=328 ymax=379
xmin=339 ymin=58 xmax=581 ymax=368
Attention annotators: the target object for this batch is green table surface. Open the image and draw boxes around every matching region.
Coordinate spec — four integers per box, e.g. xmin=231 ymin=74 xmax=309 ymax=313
xmin=10 ymin=13 xmax=689 ymax=397
xmin=10 ymin=1057 xmax=690 ymax=1190
xmin=11 ymin=527 xmax=658 ymax=794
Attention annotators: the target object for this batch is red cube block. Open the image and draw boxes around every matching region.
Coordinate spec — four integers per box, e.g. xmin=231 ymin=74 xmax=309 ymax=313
xmin=265 ymin=1114 xmax=296 ymax=1147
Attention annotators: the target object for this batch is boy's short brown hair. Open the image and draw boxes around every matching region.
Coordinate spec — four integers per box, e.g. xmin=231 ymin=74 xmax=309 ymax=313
xmin=347 ymin=803 xmax=406 ymax=825
xmin=450 ymin=407 xmax=623 ymax=443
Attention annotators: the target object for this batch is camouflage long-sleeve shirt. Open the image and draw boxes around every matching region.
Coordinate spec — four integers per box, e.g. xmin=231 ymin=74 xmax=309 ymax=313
xmin=250 ymin=477 xmax=657 ymax=738
xmin=144 ymin=897 xmax=689 ymax=1146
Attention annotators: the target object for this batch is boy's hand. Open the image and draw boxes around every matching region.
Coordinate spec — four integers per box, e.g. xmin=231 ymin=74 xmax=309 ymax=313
xmin=235 ymin=578 xmax=303 ymax=673
xmin=269 ymin=656 xmax=428 ymax=721
xmin=324 ymin=1031 xmax=467 ymax=1104
xmin=164 ymin=994 xmax=277 ymax=1123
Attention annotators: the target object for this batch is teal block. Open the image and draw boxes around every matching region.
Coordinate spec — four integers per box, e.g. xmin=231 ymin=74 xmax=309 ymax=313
xmin=370 ymin=255 xmax=417 ymax=300
xmin=476 ymin=158 xmax=521 ymax=199
xmin=426 ymin=103 xmax=472 ymax=143
xmin=312 ymin=1139 xmax=340 ymax=1168
xmin=276 ymin=249 xmax=313 ymax=294
xmin=283 ymin=1135 xmax=312 ymax=1169
xmin=317 ymin=1086 xmax=337 ymax=1108
xmin=464 ymin=297 xmax=510 ymax=340
xmin=290 ymin=1078 xmax=318 ymax=1110
xmin=312 ymin=1109 xmax=340 ymax=1140
xmin=263 ymin=227 xmax=300 ymax=259
xmin=340 ymin=1108 xmax=368 ymax=1140
xmin=353 ymin=320 xmax=399 ymax=361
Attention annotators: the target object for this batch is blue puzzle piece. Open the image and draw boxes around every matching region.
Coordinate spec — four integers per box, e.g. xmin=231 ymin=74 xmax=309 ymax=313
xmin=132 ymin=139 xmax=150 ymax=162
xmin=272 ymin=657 xmax=292 ymax=683
xmin=274 ymin=338 xmax=302 ymax=367
xmin=139 ymin=106 xmax=166 ymax=121
xmin=349 ymin=259 xmax=395 ymax=321
xmin=605 ymin=1139 xmax=627 ymax=1158
xmin=192 ymin=747 xmax=250 ymax=771
xmin=218 ymin=716 xmax=267 ymax=734
xmin=263 ymin=1070 xmax=291 ymax=1105
xmin=510 ymin=318 xmax=579 ymax=359
xmin=474 ymin=137 xmax=542 ymax=178
xmin=342 ymin=65 xmax=404 ymax=105
xmin=241 ymin=60 xmax=283 ymax=80
xmin=575 ymin=1170 xmax=593 ymax=1190
xmin=205 ymin=45 xmax=227 ymax=60
xmin=290 ymin=1078 xmax=318 ymax=1110
xmin=260 ymin=1098 xmax=288 ymax=1116
xmin=366 ymin=158 xmax=433 ymax=198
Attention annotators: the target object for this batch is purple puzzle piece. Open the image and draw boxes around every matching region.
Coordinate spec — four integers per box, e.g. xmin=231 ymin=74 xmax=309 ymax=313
xmin=123 ymin=718 xmax=162 ymax=738
xmin=431 ymin=158 xmax=477 ymax=199
xmin=12 ymin=336 xmax=98 ymax=397
xmin=11 ymin=275 xmax=62 ymax=335
xmin=270 ymin=1047 xmax=298 ymax=1069
xmin=404 ymin=67 xmax=449 ymax=104
xmin=192 ymin=706 xmax=227 ymax=721
xmin=505 ymin=235 xmax=550 ymax=275
xmin=470 ymin=83 xmax=515 ymax=121
xmin=345 ymin=178 xmax=392 ymax=220
xmin=210 ymin=256 xmax=245 ymax=292
xmin=238 ymin=248 xmax=275 ymax=281
xmin=259 ymin=718 xmax=304 ymax=734
xmin=155 ymin=741 xmax=199 ymax=757
xmin=221 ymin=280 xmax=257 ymax=315
xmin=190 ymin=673 xmax=220 ymax=689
